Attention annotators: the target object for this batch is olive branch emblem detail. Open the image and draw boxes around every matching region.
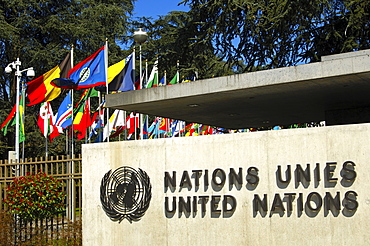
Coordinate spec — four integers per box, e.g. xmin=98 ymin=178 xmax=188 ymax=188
xmin=100 ymin=166 xmax=152 ymax=223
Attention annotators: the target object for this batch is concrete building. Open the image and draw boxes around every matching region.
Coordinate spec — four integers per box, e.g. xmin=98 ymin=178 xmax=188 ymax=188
xmin=82 ymin=49 xmax=370 ymax=245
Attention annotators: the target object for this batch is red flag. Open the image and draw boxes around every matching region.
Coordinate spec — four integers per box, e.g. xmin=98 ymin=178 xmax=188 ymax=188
xmin=27 ymin=52 xmax=71 ymax=106
xmin=37 ymin=102 xmax=59 ymax=142
xmin=0 ymin=103 xmax=16 ymax=135
xmin=74 ymin=99 xmax=92 ymax=140
xmin=125 ymin=112 xmax=139 ymax=138
xmin=159 ymin=118 xmax=169 ymax=133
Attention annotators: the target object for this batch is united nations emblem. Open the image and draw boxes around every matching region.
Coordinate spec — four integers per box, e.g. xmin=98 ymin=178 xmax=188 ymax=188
xmin=100 ymin=166 xmax=152 ymax=223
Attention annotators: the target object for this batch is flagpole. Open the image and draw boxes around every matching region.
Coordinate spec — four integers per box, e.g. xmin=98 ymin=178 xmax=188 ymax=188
xmin=15 ymin=60 xmax=21 ymax=165
xmin=69 ymin=46 xmax=75 ymax=222
xmin=105 ymin=39 xmax=110 ymax=142
xmin=5 ymin=58 xmax=34 ymax=166
xmin=177 ymin=60 xmax=180 ymax=84
xmin=133 ymin=28 xmax=148 ymax=140
xmin=145 ymin=59 xmax=148 ymax=87
xmin=21 ymin=81 xmax=25 ymax=163
xmin=71 ymin=89 xmax=74 ymax=157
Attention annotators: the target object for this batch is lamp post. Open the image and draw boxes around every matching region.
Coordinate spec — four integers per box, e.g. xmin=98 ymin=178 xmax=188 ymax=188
xmin=5 ymin=58 xmax=35 ymax=165
xmin=133 ymin=28 xmax=148 ymax=140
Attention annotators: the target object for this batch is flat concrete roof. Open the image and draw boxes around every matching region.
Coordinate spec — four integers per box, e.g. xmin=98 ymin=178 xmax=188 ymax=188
xmin=106 ymin=49 xmax=370 ymax=129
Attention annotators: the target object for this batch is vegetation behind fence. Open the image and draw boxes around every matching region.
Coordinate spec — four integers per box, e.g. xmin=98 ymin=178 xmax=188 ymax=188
xmin=0 ymin=155 xmax=82 ymax=245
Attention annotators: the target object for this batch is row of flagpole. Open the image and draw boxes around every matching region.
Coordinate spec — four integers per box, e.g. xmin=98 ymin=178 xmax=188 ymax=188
xmin=1 ymin=38 xmax=199 ymax=162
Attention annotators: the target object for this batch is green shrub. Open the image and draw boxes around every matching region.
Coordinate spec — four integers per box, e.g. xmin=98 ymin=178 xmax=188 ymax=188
xmin=3 ymin=171 xmax=66 ymax=220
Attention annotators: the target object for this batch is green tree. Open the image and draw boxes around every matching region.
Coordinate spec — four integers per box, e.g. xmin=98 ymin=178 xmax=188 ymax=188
xmin=131 ymin=11 xmax=235 ymax=81
xmin=180 ymin=0 xmax=370 ymax=72
xmin=0 ymin=0 xmax=136 ymax=158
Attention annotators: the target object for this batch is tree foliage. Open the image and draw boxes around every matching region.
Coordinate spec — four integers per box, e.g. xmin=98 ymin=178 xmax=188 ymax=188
xmin=180 ymin=0 xmax=370 ymax=72
xmin=1 ymin=0 xmax=135 ymax=102
xmin=0 ymin=0 xmax=135 ymax=159
xmin=131 ymin=12 xmax=235 ymax=81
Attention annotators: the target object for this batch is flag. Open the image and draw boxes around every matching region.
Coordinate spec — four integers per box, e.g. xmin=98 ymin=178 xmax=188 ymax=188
xmin=148 ymin=117 xmax=160 ymax=139
xmin=88 ymin=100 xmax=105 ymax=140
xmin=168 ymin=72 xmax=179 ymax=85
xmin=146 ymin=59 xmax=158 ymax=88
xmin=108 ymin=53 xmax=135 ymax=91
xmin=19 ymin=96 xmax=25 ymax=142
xmin=55 ymin=92 xmax=73 ymax=131
xmin=159 ymin=73 xmax=166 ymax=86
xmin=134 ymin=76 xmax=141 ymax=90
xmin=88 ymin=108 xmax=105 ymax=140
xmin=52 ymin=46 xmax=106 ymax=90
xmin=73 ymin=99 xmax=92 ymax=140
xmin=199 ymin=125 xmax=212 ymax=135
xmin=75 ymin=88 xmax=99 ymax=108
xmin=102 ymin=109 xmax=126 ymax=141
xmin=109 ymin=109 xmax=126 ymax=139
xmin=0 ymin=102 xmax=16 ymax=136
xmin=135 ymin=70 xmax=145 ymax=90
xmin=159 ymin=118 xmax=169 ymax=133
xmin=185 ymin=123 xmax=199 ymax=136
xmin=27 ymin=52 xmax=71 ymax=106
xmin=37 ymin=102 xmax=59 ymax=142
xmin=0 ymin=97 xmax=26 ymax=142
xmin=108 ymin=59 xmax=125 ymax=84
xmin=142 ymin=115 xmax=148 ymax=139
xmin=126 ymin=112 xmax=139 ymax=139
xmin=170 ymin=120 xmax=185 ymax=137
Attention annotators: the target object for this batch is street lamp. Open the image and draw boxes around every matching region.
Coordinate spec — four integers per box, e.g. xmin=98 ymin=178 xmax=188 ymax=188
xmin=5 ymin=58 xmax=35 ymax=165
xmin=133 ymin=28 xmax=148 ymax=90
xmin=133 ymin=28 xmax=148 ymax=140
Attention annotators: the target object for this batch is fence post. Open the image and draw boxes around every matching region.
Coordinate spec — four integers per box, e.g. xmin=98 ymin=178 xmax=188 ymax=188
xmin=66 ymin=155 xmax=76 ymax=222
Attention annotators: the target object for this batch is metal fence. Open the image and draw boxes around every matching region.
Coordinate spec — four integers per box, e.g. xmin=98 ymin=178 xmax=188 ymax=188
xmin=0 ymin=155 xmax=82 ymax=244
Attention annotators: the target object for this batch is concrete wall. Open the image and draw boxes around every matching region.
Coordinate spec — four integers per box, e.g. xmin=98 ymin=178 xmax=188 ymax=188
xmin=82 ymin=123 xmax=370 ymax=246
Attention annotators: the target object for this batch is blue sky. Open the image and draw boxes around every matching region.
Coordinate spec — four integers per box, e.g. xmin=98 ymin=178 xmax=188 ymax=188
xmin=133 ymin=0 xmax=189 ymax=18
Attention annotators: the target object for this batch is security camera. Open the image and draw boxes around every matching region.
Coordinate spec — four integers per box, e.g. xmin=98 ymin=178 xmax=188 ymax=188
xmin=5 ymin=66 xmax=12 ymax=74
xmin=26 ymin=68 xmax=35 ymax=79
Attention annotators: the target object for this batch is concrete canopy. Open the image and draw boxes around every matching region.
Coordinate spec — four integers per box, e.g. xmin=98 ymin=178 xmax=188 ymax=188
xmin=106 ymin=50 xmax=370 ymax=129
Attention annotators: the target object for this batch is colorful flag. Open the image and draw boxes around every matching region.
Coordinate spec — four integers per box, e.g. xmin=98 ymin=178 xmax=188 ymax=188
xmin=102 ymin=109 xmax=126 ymax=141
xmin=159 ymin=73 xmax=166 ymax=86
xmin=199 ymin=125 xmax=212 ymax=135
xmin=159 ymin=117 xmax=169 ymax=133
xmin=0 ymin=96 xmax=26 ymax=142
xmin=87 ymin=100 xmax=105 ymax=140
xmin=73 ymin=99 xmax=92 ymax=140
xmin=0 ymin=102 xmax=17 ymax=136
xmin=108 ymin=53 xmax=135 ymax=91
xmin=52 ymin=46 xmax=106 ymax=90
xmin=170 ymin=120 xmax=184 ymax=137
xmin=108 ymin=59 xmax=125 ymax=84
xmin=126 ymin=112 xmax=139 ymax=139
xmin=185 ymin=123 xmax=199 ymax=136
xmin=109 ymin=110 xmax=126 ymax=139
xmin=37 ymin=102 xmax=59 ymax=142
xmin=27 ymin=52 xmax=71 ymax=106
xmin=168 ymin=72 xmax=179 ymax=85
xmin=19 ymin=96 xmax=25 ymax=142
xmin=148 ymin=117 xmax=160 ymax=139
xmin=88 ymin=107 xmax=105 ymax=140
xmin=134 ymin=76 xmax=141 ymax=90
xmin=142 ymin=115 xmax=148 ymax=139
xmin=146 ymin=59 xmax=158 ymax=88
xmin=55 ymin=92 xmax=73 ymax=131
